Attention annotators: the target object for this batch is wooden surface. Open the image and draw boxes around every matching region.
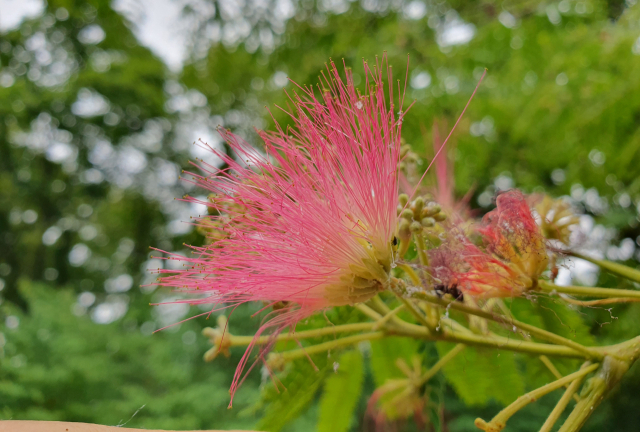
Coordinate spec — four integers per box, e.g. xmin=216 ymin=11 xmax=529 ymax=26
xmin=0 ymin=421 xmax=257 ymax=432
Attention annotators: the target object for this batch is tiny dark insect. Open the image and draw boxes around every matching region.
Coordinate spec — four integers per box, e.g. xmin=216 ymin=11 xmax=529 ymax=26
xmin=392 ymin=236 xmax=399 ymax=246
xmin=434 ymin=283 xmax=464 ymax=302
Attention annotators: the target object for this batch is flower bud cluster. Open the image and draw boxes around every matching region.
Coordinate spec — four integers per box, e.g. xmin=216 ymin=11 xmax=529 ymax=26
xmin=397 ymin=193 xmax=447 ymax=243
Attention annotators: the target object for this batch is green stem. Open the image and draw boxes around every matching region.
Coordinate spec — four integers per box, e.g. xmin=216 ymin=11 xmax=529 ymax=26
xmin=475 ymin=363 xmax=600 ymax=432
xmin=539 ymin=362 xmax=592 ymax=432
xmin=539 ymin=355 xmax=580 ymax=402
xmin=356 ymin=303 xmax=383 ymax=321
xmin=570 ymin=252 xmax=640 ymax=284
xmin=408 ymin=291 xmax=602 ymax=360
xmin=367 ymin=294 xmax=416 ymax=330
xmin=276 ymin=331 xmax=384 ymax=361
xmin=221 ymin=322 xmax=376 ymax=347
xmin=539 ymin=280 xmax=640 ymax=300
xmin=398 ymin=239 xmax=411 ymax=259
xmin=438 ymin=315 xmax=474 ymax=335
xmin=396 ymin=294 xmax=435 ymax=330
xmin=414 ymin=232 xmax=430 ymax=268
xmin=372 ymin=304 xmax=405 ymax=330
xmin=561 ymin=296 xmax=640 ymax=306
xmin=558 ymin=356 xmax=630 ymax=432
xmin=388 ymin=321 xmax=587 ymax=358
xmin=418 ymin=343 xmax=465 ymax=386
xmin=369 ymin=294 xmax=392 ymax=314
xmin=398 ymin=263 xmax=421 ymax=285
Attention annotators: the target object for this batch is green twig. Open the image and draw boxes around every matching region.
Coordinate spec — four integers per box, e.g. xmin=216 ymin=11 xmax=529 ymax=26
xmin=207 ymin=322 xmax=376 ymax=347
xmin=539 ymin=362 xmax=592 ymax=432
xmin=558 ymin=356 xmax=631 ymax=432
xmin=539 ymin=280 xmax=640 ymax=300
xmin=407 ymin=290 xmax=603 ymax=360
xmin=570 ymin=252 xmax=640 ymax=284
xmin=275 ymin=331 xmax=384 ymax=361
xmin=475 ymin=363 xmax=600 ymax=432
xmin=418 ymin=343 xmax=465 ymax=386
xmin=396 ymin=294 xmax=434 ymax=330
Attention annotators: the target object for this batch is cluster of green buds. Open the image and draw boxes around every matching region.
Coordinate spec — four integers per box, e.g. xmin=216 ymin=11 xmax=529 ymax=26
xmin=397 ymin=193 xmax=447 ymax=245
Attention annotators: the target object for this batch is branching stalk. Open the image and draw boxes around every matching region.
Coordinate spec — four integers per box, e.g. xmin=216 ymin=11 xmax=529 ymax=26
xmin=539 ymin=362 xmax=592 ymax=432
xmin=398 ymin=263 xmax=421 ymax=285
xmin=396 ymin=294 xmax=436 ymax=330
xmin=210 ymin=322 xmax=376 ymax=347
xmin=407 ymin=290 xmax=602 ymax=360
xmin=372 ymin=304 xmax=405 ymax=330
xmin=558 ymin=356 xmax=631 ymax=432
xmin=417 ymin=343 xmax=465 ymax=387
xmin=475 ymin=363 xmax=600 ymax=432
xmin=275 ymin=331 xmax=385 ymax=361
xmin=560 ymin=295 xmax=640 ymax=306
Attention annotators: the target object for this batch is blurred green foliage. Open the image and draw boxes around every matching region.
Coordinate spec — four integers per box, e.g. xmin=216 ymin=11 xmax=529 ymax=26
xmin=3 ymin=0 xmax=640 ymax=430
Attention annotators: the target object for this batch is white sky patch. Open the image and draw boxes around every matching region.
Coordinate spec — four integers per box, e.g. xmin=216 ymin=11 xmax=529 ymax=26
xmin=438 ymin=20 xmax=475 ymax=47
xmin=189 ymin=128 xmax=225 ymax=167
xmin=410 ymin=70 xmax=431 ymax=89
xmin=498 ymin=10 xmax=516 ymax=28
xmin=557 ymin=257 xmax=600 ymax=287
xmin=0 ymin=0 xmax=44 ymax=32
xmin=112 ymin=0 xmax=189 ymax=71
xmin=72 ymin=88 xmax=110 ymax=118
xmin=403 ymin=1 xmax=427 ymax=20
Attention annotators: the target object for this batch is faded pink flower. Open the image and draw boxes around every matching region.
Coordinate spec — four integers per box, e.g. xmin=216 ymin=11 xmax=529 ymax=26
xmin=432 ymin=190 xmax=548 ymax=298
xmin=155 ymin=57 xmax=405 ymax=403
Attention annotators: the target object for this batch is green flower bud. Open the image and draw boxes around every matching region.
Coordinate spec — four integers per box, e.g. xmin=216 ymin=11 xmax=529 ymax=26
xmin=421 ymin=217 xmax=435 ymax=227
xmin=422 ymin=202 xmax=441 ymax=217
xmin=410 ymin=221 xmax=423 ymax=233
xmin=434 ymin=212 xmax=447 ymax=222
xmin=400 ymin=209 xmax=414 ymax=220
xmin=399 ymin=193 xmax=409 ymax=207
xmin=398 ymin=219 xmax=411 ymax=241
xmin=411 ymin=197 xmax=424 ymax=216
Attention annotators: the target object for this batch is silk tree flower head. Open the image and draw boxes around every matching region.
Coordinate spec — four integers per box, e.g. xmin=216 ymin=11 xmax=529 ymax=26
xmin=431 ymin=190 xmax=549 ymax=298
xmin=155 ymin=57 xmax=405 ymax=402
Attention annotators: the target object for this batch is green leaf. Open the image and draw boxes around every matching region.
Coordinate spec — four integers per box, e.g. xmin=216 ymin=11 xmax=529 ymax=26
xmin=257 ymin=358 xmax=330 ymax=432
xmin=436 ymin=342 xmax=524 ymax=407
xmin=317 ymin=350 xmax=364 ymax=432
xmin=510 ymin=297 xmax=595 ymax=345
xmin=370 ymin=337 xmax=420 ymax=387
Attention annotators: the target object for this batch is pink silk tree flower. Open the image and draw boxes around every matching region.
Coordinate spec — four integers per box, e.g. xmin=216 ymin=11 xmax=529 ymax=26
xmin=432 ymin=190 xmax=548 ymax=298
xmin=154 ymin=56 xmax=405 ymax=404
